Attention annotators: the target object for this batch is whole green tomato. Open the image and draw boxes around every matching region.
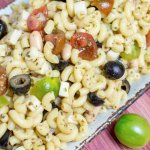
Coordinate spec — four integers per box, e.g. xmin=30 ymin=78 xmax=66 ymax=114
xmin=114 ymin=113 xmax=150 ymax=148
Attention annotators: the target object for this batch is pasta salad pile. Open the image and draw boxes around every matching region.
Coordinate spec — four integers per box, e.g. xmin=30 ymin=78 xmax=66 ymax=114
xmin=0 ymin=0 xmax=150 ymax=149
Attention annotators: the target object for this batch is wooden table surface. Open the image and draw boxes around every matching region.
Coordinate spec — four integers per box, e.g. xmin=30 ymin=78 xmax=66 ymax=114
xmin=0 ymin=1 xmax=150 ymax=150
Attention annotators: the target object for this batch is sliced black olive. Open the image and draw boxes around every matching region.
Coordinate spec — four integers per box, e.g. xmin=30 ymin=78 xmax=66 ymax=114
xmin=54 ymin=60 xmax=69 ymax=72
xmin=103 ymin=61 xmax=125 ymax=80
xmin=121 ymin=79 xmax=130 ymax=94
xmin=9 ymin=74 xmax=31 ymax=95
xmin=88 ymin=92 xmax=105 ymax=107
xmin=96 ymin=41 xmax=102 ymax=48
xmin=0 ymin=20 xmax=8 ymax=40
xmin=0 ymin=130 xmax=10 ymax=149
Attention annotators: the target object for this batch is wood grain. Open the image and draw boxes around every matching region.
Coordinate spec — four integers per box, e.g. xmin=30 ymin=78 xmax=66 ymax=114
xmin=0 ymin=1 xmax=150 ymax=150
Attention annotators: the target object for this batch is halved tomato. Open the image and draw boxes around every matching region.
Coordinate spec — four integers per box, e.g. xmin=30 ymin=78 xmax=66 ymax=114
xmin=146 ymin=31 xmax=150 ymax=48
xmin=44 ymin=30 xmax=66 ymax=55
xmin=0 ymin=68 xmax=8 ymax=95
xmin=92 ymin=0 xmax=114 ymax=16
xmin=70 ymin=32 xmax=98 ymax=60
xmin=27 ymin=6 xmax=48 ymax=31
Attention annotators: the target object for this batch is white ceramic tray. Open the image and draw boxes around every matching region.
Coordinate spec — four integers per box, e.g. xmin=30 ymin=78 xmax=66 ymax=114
xmin=0 ymin=1 xmax=150 ymax=149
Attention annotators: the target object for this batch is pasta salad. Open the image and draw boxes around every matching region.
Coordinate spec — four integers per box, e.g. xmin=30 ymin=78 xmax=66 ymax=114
xmin=0 ymin=0 xmax=150 ymax=149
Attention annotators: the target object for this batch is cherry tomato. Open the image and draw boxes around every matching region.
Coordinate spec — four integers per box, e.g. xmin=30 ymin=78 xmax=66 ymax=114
xmin=30 ymin=77 xmax=60 ymax=101
xmin=27 ymin=6 xmax=48 ymax=31
xmin=114 ymin=114 xmax=150 ymax=148
xmin=44 ymin=30 xmax=66 ymax=55
xmin=0 ymin=68 xmax=8 ymax=95
xmin=120 ymin=42 xmax=140 ymax=60
xmin=146 ymin=31 xmax=150 ymax=47
xmin=70 ymin=32 xmax=98 ymax=60
xmin=92 ymin=0 xmax=114 ymax=16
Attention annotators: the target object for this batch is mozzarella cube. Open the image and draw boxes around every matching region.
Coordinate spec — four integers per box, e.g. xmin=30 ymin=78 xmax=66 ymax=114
xmin=59 ymin=81 xmax=70 ymax=97
xmin=74 ymin=1 xmax=87 ymax=19
xmin=6 ymin=29 xmax=22 ymax=45
xmin=0 ymin=44 xmax=7 ymax=56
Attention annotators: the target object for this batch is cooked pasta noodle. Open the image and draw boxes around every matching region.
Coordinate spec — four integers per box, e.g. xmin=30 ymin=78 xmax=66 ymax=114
xmin=0 ymin=0 xmax=149 ymax=149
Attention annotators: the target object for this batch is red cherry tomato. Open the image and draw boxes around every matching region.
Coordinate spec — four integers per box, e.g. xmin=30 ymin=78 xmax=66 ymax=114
xmin=27 ymin=6 xmax=48 ymax=31
xmin=45 ymin=30 xmax=66 ymax=55
xmin=70 ymin=32 xmax=98 ymax=60
xmin=0 ymin=68 xmax=8 ymax=95
xmin=92 ymin=0 xmax=114 ymax=16
xmin=146 ymin=31 xmax=150 ymax=48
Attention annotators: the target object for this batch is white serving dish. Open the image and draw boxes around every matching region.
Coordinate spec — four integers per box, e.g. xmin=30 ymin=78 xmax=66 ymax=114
xmin=0 ymin=1 xmax=150 ymax=149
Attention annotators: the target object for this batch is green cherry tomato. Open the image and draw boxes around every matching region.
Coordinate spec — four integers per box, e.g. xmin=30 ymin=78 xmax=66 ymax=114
xmin=114 ymin=113 xmax=150 ymax=148
xmin=120 ymin=42 xmax=140 ymax=60
xmin=30 ymin=77 xmax=60 ymax=101
xmin=0 ymin=96 xmax=9 ymax=108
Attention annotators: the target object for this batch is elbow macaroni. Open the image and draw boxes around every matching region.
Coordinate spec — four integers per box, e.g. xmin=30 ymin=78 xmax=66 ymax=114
xmin=0 ymin=0 xmax=150 ymax=149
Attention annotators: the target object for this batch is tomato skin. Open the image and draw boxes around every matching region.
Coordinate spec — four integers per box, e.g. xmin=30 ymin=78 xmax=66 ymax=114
xmin=27 ymin=6 xmax=48 ymax=31
xmin=146 ymin=31 xmax=150 ymax=47
xmin=32 ymin=5 xmax=48 ymax=17
xmin=44 ymin=30 xmax=66 ymax=55
xmin=114 ymin=114 xmax=150 ymax=148
xmin=70 ymin=32 xmax=98 ymax=60
xmin=92 ymin=0 xmax=114 ymax=16
xmin=0 ymin=68 xmax=8 ymax=95
xmin=27 ymin=16 xmax=43 ymax=31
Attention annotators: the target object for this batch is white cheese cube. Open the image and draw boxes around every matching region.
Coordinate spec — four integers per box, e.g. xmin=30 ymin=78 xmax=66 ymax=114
xmin=6 ymin=29 xmax=22 ymax=45
xmin=74 ymin=1 xmax=87 ymax=19
xmin=0 ymin=44 xmax=7 ymax=56
xmin=59 ymin=81 xmax=70 ymax=97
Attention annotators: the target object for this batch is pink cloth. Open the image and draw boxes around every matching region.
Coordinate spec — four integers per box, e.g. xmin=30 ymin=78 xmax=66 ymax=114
xmin=0 ymin=1 xmax=150 ymax=150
